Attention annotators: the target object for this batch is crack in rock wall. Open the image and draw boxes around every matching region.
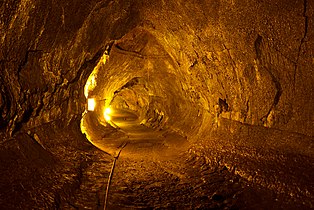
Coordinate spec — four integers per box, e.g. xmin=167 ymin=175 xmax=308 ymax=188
xmin=0 ymin=0 xmax=314 ymax=209
xmin=1 ymin=0 xmax=313 ymax=137
xmin=141 ymin=0 xmax=313 ymax=136
xmin=0 ymin=0 xmax=140 ymax=136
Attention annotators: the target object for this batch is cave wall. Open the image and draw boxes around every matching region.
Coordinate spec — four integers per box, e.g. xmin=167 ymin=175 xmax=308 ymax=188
xmin=137 ymin=0 xmax=313 ymax=136
xmin=0 ymin=0 xmax=140 ymax=136
xmin=1 ymin=0 xmax=313 ymax=208
xmin=1 ymin=0 xmax=313 ymax=138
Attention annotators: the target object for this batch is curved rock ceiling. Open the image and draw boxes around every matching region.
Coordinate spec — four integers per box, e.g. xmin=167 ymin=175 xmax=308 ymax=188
xmin=0 ymin=0 xmax=313 ymax=209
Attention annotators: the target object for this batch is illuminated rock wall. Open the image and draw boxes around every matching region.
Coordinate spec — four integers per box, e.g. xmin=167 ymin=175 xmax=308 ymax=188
xmin=0 ymin=0 xmax=313 ymax=209
xmin=1 ymin=0 xmax=313 ymax=137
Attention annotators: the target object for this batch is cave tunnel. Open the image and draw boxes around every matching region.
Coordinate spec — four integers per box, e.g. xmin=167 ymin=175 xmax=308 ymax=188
xmin=0 ymin=0 xmax=313 ymax=209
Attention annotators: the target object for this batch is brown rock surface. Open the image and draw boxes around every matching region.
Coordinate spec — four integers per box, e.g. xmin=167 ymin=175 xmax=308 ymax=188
xmin=0 ymin=0 xmax=313 ymax=209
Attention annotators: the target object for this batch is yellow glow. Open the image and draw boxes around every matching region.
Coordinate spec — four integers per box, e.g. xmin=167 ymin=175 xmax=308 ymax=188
xmin=84 ymin=73 xmax=97 ymax=98
xmin=87 ymin=98 xmax=96 ymax=111
xmin=80 ymin=116 xmax=92 ymax=142
xmin=102 ymin=54 xmax=108 ymax=64
xmin=104 ymin=107 xmax=112 ymax=115
xmin=104 ymin=114 xmax=111 ymax=121
xmin=84 ymin=53 xmax=109 ymax=98
xmin=104 ymin=107 xmax=112 ymax=121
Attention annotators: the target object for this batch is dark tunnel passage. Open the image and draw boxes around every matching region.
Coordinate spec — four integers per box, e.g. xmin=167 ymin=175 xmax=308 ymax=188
xmin=0 ymin=0 xmax=314 ymax=209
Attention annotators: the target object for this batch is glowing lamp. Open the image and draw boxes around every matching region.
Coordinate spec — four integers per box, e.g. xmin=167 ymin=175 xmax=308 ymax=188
xmin=104 ymin=107 xmax=112 ymax=121
xmin=87 ymin=98 xmax=96 ymax=111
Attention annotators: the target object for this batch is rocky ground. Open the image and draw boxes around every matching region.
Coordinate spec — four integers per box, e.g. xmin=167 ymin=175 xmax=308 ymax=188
xmin=1 ymin=117 xmax=312 ymax=209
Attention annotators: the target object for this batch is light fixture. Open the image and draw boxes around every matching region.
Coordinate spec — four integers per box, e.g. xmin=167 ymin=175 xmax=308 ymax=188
xmin=104 ymin=107 xmax=112 ymax=121
xmin=87 ymin=98 xmax=96 ymax=111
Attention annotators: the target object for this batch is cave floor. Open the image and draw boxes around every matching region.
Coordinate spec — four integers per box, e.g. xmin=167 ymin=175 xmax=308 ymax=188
xmin=96 ymin=109 xmax=312 ymax=210
xmin=0 ymin=116 xmax=313 ymax=209
xmin=89 ymin=108 xmax=190 ymax=160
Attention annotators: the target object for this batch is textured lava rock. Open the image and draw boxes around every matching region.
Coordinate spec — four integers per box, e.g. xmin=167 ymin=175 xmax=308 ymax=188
xmin=0 ymin=0 xmax=313 ymax=209
xmin=1 ymin=0 xmax=313 ymax=136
